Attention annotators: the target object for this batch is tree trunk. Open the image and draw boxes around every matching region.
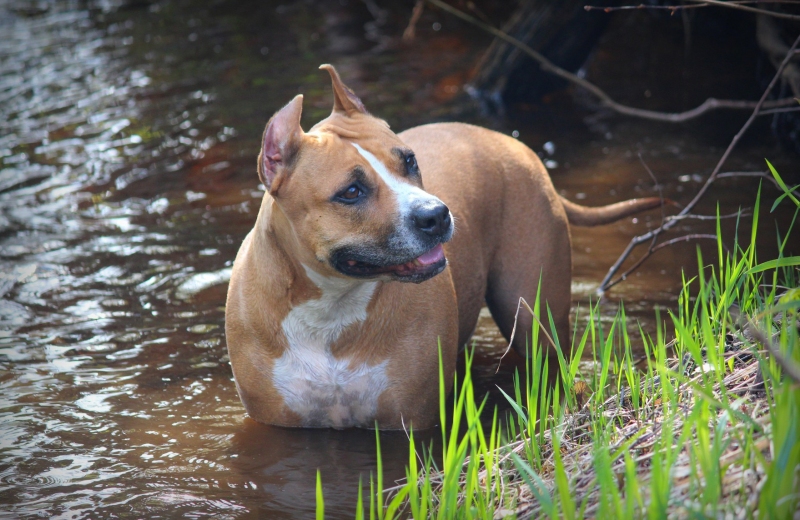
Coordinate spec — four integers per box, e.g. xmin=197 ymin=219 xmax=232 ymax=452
xmin=468 ymin=0 xmax=616 ymax=113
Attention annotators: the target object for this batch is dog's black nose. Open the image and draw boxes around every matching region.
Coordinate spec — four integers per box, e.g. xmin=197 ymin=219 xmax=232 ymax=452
xmin=412 ymin=201 xmax=451 ymax=237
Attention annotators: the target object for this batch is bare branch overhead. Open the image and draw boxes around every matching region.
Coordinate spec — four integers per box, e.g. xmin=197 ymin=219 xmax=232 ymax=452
xmin=426 ymin=0 xmax=796 ymax=122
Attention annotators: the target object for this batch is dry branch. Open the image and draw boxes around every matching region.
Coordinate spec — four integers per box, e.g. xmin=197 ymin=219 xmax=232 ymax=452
xmin=426 ymin=0 xmax=799 ymax=292
xmin=746 ymin=319 xmax=800 ymax=385
xmin=586 ymin=0 xmax=800 ymax=20
xmin=425 ymin=0 xmax=796 ymax=122
xmin=598 ymin=33 xmax=800 ymax=294
xmin=403 ymin=0 xmax=425 ymax=42
xmin=602 ymin=234 xmax=722 ymax=291
xmin=666 ymin=209 xmax=753 ymax=222
xmin=717 ymin=170 xmax=800 ymax=195
xmin=686 ymin=0 xmax=800 ymax=21
xmin=759 ymin=105 xmax=800 ymax=115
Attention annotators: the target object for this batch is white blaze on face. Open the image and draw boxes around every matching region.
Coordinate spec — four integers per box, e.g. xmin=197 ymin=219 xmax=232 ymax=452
xmin=272 ymin=265 xmax=386 ymax=428
xmin=351 ymin=142 xmax=443 ymax=220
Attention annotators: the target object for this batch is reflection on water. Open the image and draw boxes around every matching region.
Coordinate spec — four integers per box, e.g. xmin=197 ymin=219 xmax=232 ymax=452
xmin=0 ymin=0 xmax=795 ymax=517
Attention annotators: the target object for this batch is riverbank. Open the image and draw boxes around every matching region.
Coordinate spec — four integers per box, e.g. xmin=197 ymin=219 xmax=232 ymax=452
xmin=343 ymin=189 xmax=799 ymax=518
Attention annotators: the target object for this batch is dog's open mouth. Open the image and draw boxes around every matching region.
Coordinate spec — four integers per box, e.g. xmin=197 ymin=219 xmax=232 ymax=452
xmin=336 ymin=244 xmax=446 ymax=282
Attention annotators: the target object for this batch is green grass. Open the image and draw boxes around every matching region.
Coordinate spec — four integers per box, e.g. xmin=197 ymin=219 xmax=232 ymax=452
xmin=316 ymin=179 xmax=800 ymax=518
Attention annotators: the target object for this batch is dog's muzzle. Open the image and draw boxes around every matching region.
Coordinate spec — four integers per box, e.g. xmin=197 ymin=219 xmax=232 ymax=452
xmin=330 ymin=201 xmax=454 ymax=284
xmin=411 ymin=200 xmax=452 ymax=242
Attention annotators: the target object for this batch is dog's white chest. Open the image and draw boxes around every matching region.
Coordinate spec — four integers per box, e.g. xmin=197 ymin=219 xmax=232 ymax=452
xmin=272 ymin=268 xmax=386 ymax=428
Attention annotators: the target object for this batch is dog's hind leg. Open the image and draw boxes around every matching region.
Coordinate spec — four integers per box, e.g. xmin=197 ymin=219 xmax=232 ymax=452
xmin=484 ymin=181 xmax=573 ymax=382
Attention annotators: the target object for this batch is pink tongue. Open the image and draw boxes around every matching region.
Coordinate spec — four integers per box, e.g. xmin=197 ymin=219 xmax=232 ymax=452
xmin=415 ymin=244 xmax=445 ymax=266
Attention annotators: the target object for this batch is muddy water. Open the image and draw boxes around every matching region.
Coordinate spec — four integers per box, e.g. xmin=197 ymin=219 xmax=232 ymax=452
xmin=0 ymin=1 xmax=796 ymax=518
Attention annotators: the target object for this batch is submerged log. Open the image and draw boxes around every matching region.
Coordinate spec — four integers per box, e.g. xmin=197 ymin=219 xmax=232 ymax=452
xmin=468 ymin=0 xmax=617 ymax=113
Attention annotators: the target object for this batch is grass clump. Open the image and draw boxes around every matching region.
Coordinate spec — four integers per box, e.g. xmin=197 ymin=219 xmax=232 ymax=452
xmin=317 ymin=183 xmax=800 ymax=518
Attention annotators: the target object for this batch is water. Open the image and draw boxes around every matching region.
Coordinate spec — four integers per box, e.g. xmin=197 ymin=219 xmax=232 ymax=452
xmin=0 ymin=1 xmax=796 ymax=517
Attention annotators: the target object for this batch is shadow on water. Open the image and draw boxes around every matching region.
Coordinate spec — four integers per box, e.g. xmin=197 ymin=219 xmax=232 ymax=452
xmin=0 ymin=0 xmax=796 ymax=517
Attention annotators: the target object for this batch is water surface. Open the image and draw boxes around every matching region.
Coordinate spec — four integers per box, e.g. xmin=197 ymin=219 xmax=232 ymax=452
xmin=1 ymin=1 xmax=796 ymax=517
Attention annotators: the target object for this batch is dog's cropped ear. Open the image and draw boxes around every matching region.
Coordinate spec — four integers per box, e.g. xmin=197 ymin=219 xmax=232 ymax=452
xmin=319 ymin=64 xmax=367 ymax=115
xmin=259 ymin=94 xmax=304 ymax=194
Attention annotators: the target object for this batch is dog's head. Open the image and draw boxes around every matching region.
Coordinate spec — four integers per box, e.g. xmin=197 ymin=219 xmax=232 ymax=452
xmin=257 ymin=65 xmax=453 ymax=284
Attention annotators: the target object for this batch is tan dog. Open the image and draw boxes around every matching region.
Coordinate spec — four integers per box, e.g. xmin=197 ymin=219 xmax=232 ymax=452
xmin=225 ymin=65 xmax=661 ymax=429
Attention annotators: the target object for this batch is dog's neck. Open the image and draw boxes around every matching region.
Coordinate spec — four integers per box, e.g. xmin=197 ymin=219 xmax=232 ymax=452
xmin=262 ymin=200 xmax=385 ymax=428
xmin=257 ymin=196 xmax=378 ymax=330
xmin=289 ymin=265 xmax=377 ymax=347
xmin=258 ymin=197 xmax=303 ymax=263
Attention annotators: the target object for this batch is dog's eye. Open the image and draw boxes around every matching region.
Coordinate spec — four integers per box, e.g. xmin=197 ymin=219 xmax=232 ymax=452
xmin=404 ymin=153 xmax=418 ymax=174
xmin=342 ymin=185 xmax=360 ymax=199
xmin=336 ymin=184 xmax=364 ymax=204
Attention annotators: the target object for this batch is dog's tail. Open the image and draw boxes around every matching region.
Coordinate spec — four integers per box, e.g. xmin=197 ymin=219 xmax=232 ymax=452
xmin=560 ymin=196 xmax=668 ymax=227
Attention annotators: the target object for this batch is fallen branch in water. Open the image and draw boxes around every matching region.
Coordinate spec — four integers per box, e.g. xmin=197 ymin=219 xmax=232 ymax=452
xmin=425 ymin=0 xmax=797 ymax=122
xmin=597 ymin=33 xmax=800 ymax=294
xmin=599 ymin=155 xmax=732 ymax=291
xmin=603 ymin=234 xmax=722 ymax=291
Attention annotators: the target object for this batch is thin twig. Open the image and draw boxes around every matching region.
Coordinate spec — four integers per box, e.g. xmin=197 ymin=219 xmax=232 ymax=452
xmin=585 ymin=3 xmax=706 ymax=12
xmin=717 ymin=171 xmax=800 ymax=195
xmin=634 ymin=153 xmax=664 ymax=270
xmin=650 ymin=233 xmax=723 ymax=253
xmin=666 ymin=210 xmax=752 ymax=222
xmin=403 ymin=0 xmax=425 ymax=42
xmin=426 ymin=0 xmax=796 ymax=122
xmin=686 ymin=0 xmax=800 ymax=21
xmin=745 ymin=319 xmax=800 ymax=385
xmin=598 ymin=33 xmax=800 ymax=294
xmin=759 ymin=105 xmax=800 ymax=116
xmin=400 ymin=415 xmax=427 ymax=472
xmin=585 ymin=0 xmax=800 ymax=15
xmin=496 ymin=296 xmax=557 ymax=373
xmin=639 ymin=153 xmax=666 ymax=226
xmin=603 ymin=234 xmax=722 ymax=291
